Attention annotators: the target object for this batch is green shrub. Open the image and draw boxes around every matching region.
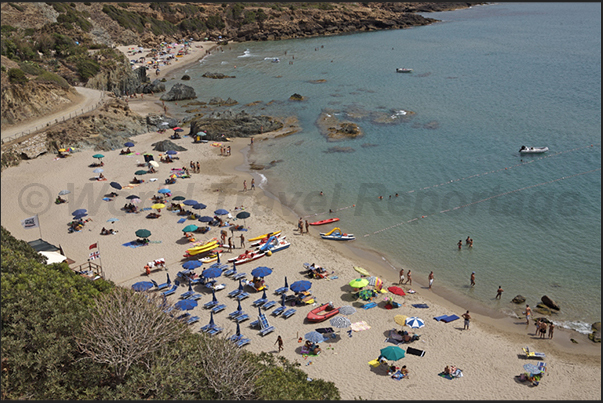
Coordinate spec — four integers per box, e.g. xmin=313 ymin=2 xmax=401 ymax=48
xmin=205 ymin=14 xmax=225 ymax=29
xmin=1 ymin=25 xmax=17 ymax=35
xmin=76 ymin=58 xmax=100 ymax=80
xmin=8 ymin=3 xmax=24 ymax=12
xmin=7 ymin=68 xmax=28 ymax=84
xmin=118 ymin=2 xmax=129 ymax=8
xmin=18 ymin=61 xmax=43 ymax=75
xmin=36 ymin=71 xmax=70 ymax=89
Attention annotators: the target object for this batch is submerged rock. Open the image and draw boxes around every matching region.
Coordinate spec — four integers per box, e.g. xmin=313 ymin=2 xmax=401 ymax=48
xmin=323 ymin=146 xmax=355 ymax=153
xmin=511 ymin=295 xmax=526 ymax=304
xmin=202 ymin=72 xmax=235 ymax=79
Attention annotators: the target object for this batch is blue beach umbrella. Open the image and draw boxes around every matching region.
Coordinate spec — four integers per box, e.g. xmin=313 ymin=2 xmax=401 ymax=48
xmin=182 ymin=260 xmax=202 ymax=270
xmin=158 ymin=188 xmax=171 ymax=194
xmin=279 ymin=293 xmax=286 ymax=306
xmin=126 ymin=195 xmax=140 ymax=200
xmin=124 ymin=142 xmax=135 ymax=147
xmin=110 ymin=182 xmax=122 ymax=190
xmin=199 ymin=216 xmax=214 ymax=222
xmin=73 ymin=212 xmax=88 ymax=219
xmin=405 ymin=317 xmax=425 ymax=329
xmin=183 ymin=200 xmax=198 ymax=206
xmin=214 ymin=209 xmax=229 ymax=216
xmin=72 ymin=209 xmax=87 ymax=216
xmin=304 ymin=331 xmax=326 ymax=344
xmin=207 ymin=311 xmax=215 ymax=327
xmin=290 ymin=280 xmax=312 ymax=293
xmin=251 ymin=266 xmax=273 ymax=278
xmin=523 ymin=363 xmax=544 ymax=376
xmin=237 ymin=279 xmax=244 ymax=292
xmin=174 ymin=299 xmax=198 ymax=311
xmin=132 ymin=281 xmax=153 ymax=292
xmin=166 ymin=150 xmax=178 ymax=155
xmin=209 ymin=288 xmax=218 ymax=303
xmin=202 ymin=266 xmax=222 ymax=279
xmin=193 ymin=203 xmax=207 ymax=210
xmin=107 ymin=218 xmax=119 ymax=223
xmin=235 ymin=321 xmax=241 ymax=337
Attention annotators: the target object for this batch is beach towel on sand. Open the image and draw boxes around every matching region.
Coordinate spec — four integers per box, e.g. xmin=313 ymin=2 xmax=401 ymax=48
xmin=122 ymin=241 xmax=145 ymax=248
xmin=406 ymin=346 xmax=425 ymax=357
xmin=350 ymin=321 xmax=371 ymax=332
xmin=177 ymin=218 xmax=187 ymax=223
xmin=438 ymin=372 xmax=455 ymax=380
xmin=412 ymin=303 xmax=429 ymax=308
xmin=434 ymin=315 xmax=449 ymax=322
xmin=441 ymin=314 xmax=460 ymax=323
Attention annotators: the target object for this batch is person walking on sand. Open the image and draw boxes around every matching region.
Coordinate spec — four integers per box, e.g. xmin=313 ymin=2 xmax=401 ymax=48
xmin=298 ymin=218 xmax=304 ymax=235
xmin=495 ymin=286 xmax=503 ymax=299
xmin=305 ymin=220 xmax=309 ymax=234
xmin=457 ymin=240 xmax=463 ymax=250
xmin=462 ymin=311 xmax=471 ymax=330
xmin=228 ymin=237 xmax=233 ymax=252
xmin=251 ymin=178 xmax=255 ymax=190
xmin=525 ymin=304 xmax=532 ymax=325
xmin=470 ymin=272 xmax=476 ymax=287
xmin=548 ymin=322 xmax=555 ymax=339
xmin=428 ymin=271 xmax=434 ymax=290
xmin=404 ymin=270 xmax=412 ymax=286
xmin=243 ymin=180 xmax=247 ymax=191
xmin=399 ymin=268 xmax=405 ymax=285
xmin=275 ymin=335 xmax=284 ymax=352
xmin=240 ymin=233 xmax=245 ymax=248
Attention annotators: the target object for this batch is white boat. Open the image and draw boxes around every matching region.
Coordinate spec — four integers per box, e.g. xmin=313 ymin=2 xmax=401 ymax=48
xmin=258 ymin=236 xmax=290 ymax=253
xmin=396 ymin=68 xmax=413 ymax=73
xmin=272 ymin=58 xmax=280 ymax=63
xmin=319 ymin=227 xmax=355 ymax=241
xmin=519 ymin=146 xmax=549 ymax=154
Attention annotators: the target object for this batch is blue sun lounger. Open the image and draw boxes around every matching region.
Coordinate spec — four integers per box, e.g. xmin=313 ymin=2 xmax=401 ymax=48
xmin=237 ymin=337 xmax=251 ymax=347
xmin=204 ymin=299 xmax=219 ymax=309
xmin=232 ymin=272 xmax=247 ymax=281
xmin=282 ymin=308 xmax=297 ymax=319
xmin=258 ymin=313 xmax=275 ymax=336
xmin=272 ymin=305 xmax=286 ymax=316
xmin=235 ymin=292 xmax=250 ymax=301
xmin=185 ymin=293 xmax=202 ymax=300
xmin=252 ymin=296 xmax=268 ymax=307
xmin=207 ymin=326 xmax=223 ymax=336
xmin=211 ymin=304 xmax=227 ymax=314
xmin=234 ymin=313 xmax=250 ymax=323
xmin=229 ymin=308 xmax=244 ymax=318
xmin=186 ymin=315 xmax=200 ymax=325
xmin=162 ymin=284 xmax=178 ymax=297
xmin=228 ymin=289 xmax=242 ymax=298
xmin=262 ymin=300 xmax=277 ymax=310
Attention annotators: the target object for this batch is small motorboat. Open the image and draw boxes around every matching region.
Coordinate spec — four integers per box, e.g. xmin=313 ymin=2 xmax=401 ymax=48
xmin=309 ymin=217 xmax=340 ymax=226
xmin=306 ymin=303 xmax=340 ymax=323
xmin=227 ymin=250 xmax=266 ymax=265
xmin=396 ymin=68 xmax=413 ymax=73
xmin=519 ymin=146 xmax=549 ymax=154
xmin=320 ymin=227 xmax=355 ymax=241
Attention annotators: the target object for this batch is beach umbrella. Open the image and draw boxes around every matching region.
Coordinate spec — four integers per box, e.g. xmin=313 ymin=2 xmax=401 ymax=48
xmin=132 ymin=281 xmax=154 ymax=292
xmin=279 ymin=293 xmax=286 ymax=306
xmin=214 ymin=208 xmax=229 ymax=216
xmin=353 ymin=266 xmax=370 ymax=276
xmin=158 ymin=188 xmax=171 ymax=194
xmin=206 ymin=311 xmax=215 ymax=327
xmin=166 ymin=150 xmax=178 ymax=155
xmin=152 ymin=203 xmax=165 ymax=210
xmin=405 ymin=317 xmax=425 ymax=329
xmin=290 ymin=280 xmax=312 ymax=293
xmin=367 ymin=276 xmax=379 ymax=286
xmin=199 ymin=216 xmax=214 ymax=222
xmin=183 ymin=199 xmax=198 ymax=206
xmin=182 ymin=224 xmax=198 ymax=233
xmin=135 ymin=229 xmax=152 ymax=238
xmin=235 ymin=321 xmax=241 ymax=337
xmin=236 ymin=211 xmax=251 ymax=220
xmin=126 ymin=195 xmax=140 ymax=200
xmin=394 ymin=315 xmax=408 ymax=326
xmin=72 ymin=209 xmax=87 ymax=216
xmin=173 ymin=126 xmax=181 ymax=130
xmin=356 ymin=289 xmax=376 ymax=301
xmin=304 ymin=331 xmax=326 ymax=344
xmin=387 ymin=286 xmax=406 ymax=296
xmin=174 ymin=299 xmax=198 ymax=311
xmin=124 ymin=142 xmax=135 ymax=147
xmin=201 ymin=266 xmax=222 ymax=279
xmin=192 ymin=203 xmax=207 ymax=210
xmin=374 ymin=278 xmax=384 ymax=291
xmin=523 ymin=363 xmax=545 ymax=376
xmin=349 ymin=278 xmax=369 ymax=289
xmin=58 ymin=189 xmax=71 ymax=195
xmin=149 ymin=160 xmax=159 ymax=168
xmin=110 ymin=182 xmax=122 ymax=190
xmin=251 ymin=266 xmax=272 ymax=278
xmin=172 ymin=195 xmax=186 ymax=201
xmin=93 ymin=154 xmax=105 ymax=159
xmin=174 ymin=128 xmax=184 ymax=132
xmin=135 ymin=170 xmax=147 ymax=175
xmin=330 ymin=316 xmax=352 ymax=329
xmin=182 ymin=260 xmax=202 ymax=270
xmin=73 ymin=213 xmax=88 ymax=219
xmin=209 ymin=288 xmax=218 ymax=304
xmin=93 ymin=168 xmax=104 ymax=173
xmin=380 ymin=345 xmax=406 ymax=361
xmin=339 ymin=306 xmax=357 ymax=315
xmin=107 ymin=218 xmax=119 ymax=223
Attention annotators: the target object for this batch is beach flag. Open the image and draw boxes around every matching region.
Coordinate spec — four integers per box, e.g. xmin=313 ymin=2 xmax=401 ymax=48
xmin=89 ymin=243 xmax=98 ymax=250
xmin=21 ymin=215 xmax=39 ymax=229
xmin=89 ymin=251 xmax=100 ymax=260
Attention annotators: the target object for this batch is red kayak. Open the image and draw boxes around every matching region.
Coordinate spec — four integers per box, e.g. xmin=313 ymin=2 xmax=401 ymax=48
xmin=306 ymin=303 xmax=340 ymax=322
xmin=309 ymin=218 xmax=340 ymax=226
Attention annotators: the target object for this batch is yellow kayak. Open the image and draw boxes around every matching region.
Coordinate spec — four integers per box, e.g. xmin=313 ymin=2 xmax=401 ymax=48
xmin=200 ymin=252 xmax=221 ymax=263
xmin=248 ymin=230 xmax=281 ymax=242
xmin=187 ymin=240 xmax=219 ymax=254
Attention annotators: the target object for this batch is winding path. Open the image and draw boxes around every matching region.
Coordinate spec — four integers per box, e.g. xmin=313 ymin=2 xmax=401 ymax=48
xmin=1 ymin=87 xmax=104 ymax=143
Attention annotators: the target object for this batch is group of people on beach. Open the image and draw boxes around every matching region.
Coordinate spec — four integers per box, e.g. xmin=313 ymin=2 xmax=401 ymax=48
xmin=298 ymin=217 xmax=309 ymax=235
xmin=398 ymin=268 xmax=412 ymax=286
xmin=189 ymin=161 xmax=201 ymax=173
xmin=242 ymin=179 xmax=255 ymax=191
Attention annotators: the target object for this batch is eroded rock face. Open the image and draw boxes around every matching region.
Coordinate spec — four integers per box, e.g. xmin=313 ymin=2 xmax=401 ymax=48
xmin=188 ymin=110 xmax=283 ymax=140
xmin=141 ymin=79 xmax=165 ymax=94
xmin=160 ymin=83 xmax=196 ymax=101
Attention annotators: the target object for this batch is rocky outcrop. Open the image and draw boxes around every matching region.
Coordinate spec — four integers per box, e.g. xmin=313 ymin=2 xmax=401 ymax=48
xmin=289 ymin=93 xmax=304 ymax=101
xmin=16 ymin=133 xmax=48 ymax=159
xmin=160 ymin=83 xmax=196 ymax=101
xmin=208 ymin=97 xmax=238 ymax=107
xmin=589 ymin=322 xmax=601 ymax=343
xmin=202 ymin=72 xmax=236 ymax=79
xmin=181 ymin=75 xmax=191 ymax=81
xmin=188 ymin=110 xmax=283 ymax=140
xmin=151 ymin=140 xmax=187 ymax=152
xmin=316 ymin=110 xmax=363 ymax=141
xmin=511 ymin=295 xmax=526 ymax=304
xmin=541 ymin=295 xmax=560 ymax=311
xmin=141 ymin=79 xmax=165 ymax=94
xmin=146 ymin=114 xmax=178 ymax=129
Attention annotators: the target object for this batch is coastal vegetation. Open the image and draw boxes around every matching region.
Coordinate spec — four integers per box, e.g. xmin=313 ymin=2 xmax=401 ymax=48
xmin=0 ymin=226 xmax=341 ymax=400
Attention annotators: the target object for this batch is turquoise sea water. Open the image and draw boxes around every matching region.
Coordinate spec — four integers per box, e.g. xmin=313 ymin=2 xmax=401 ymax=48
xmin=174 ymin=3 xmax=601 ymax=333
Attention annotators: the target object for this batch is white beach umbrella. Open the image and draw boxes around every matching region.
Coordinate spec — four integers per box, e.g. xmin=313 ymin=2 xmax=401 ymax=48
xmin=405 ymin=316 xmax=425 ymax=329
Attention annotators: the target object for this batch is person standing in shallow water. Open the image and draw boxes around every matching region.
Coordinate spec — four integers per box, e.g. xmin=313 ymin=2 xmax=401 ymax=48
xmin=457 ymin=240 xmax=463 ymax=250
xmin=428 ymin=271 xmax=434 ymax=290
xmin=470 ymin=272 xmax=476 ymax=287
xmin=495 ymin=286 xmax=503 ymax=299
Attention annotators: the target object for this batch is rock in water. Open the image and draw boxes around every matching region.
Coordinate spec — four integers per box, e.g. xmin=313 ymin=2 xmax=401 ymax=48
xmin=541 ymin=295 xmax=560 ymax=311
xmin=511 ymin=295 xmax=526 ymax=304
xmin=160 ymin=83 xmax=196 ymax=101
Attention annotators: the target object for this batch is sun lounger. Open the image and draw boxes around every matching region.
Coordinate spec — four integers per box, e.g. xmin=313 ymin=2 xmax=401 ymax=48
xmin=235 ymin=292 xmax=250 ymax=301
xmin=234 ymin=313 xmax=250 ymax=323
xmin=228 ymin=288 xmax=242 ymax=298
xmin=249 ymin=319 xmax=259 ymax=328
xmin=258 ymin=313 xmax=275 ymax=336
xmin=232 ymin=272 xmax=247 ymax=281
xmin=162 ymin=284 xmax=178 ymax=296
xmin=406 ymin=346 xmax=425 ymax=357
xmin=200 ymin=323 xmax=214 ymax=332
xmin=274 ymin=286 xmax=288 ymax=295
xmin=282 ymin=308 xmax=297 ymax=318
xmin=190 ymin=277 xmax=203 ymax=285
xmin=271 ymin=306 xmax=286 ymax=316
xmin=441 ymin=314 xmax=460 ymax=323
xmin=229 ymin=308 xmax=244 ymax=318
xmin=180 ymin=290 xmax=195 ymax=299
xmin=151 ymin=279 xmax=170 ymax=291
xmin=176 ymin=312 xmax=191 ymax=321
xmin=236 ymin=337 xmax=251 ymax=347
xmin=223 ymin=267 xmax=237 ymax=276
xmin=186 ymin=315 xmax=200 ymax=325
xmin=262 ymin=300 xmax=277 ymax=310
xmin=523 ymin=347 xmax=546 ymax=359
xmin=363 ymin=302 xmax=378 ymax=309
xmin=211 ymin=304 xmax=227 ymax=314
xmin=368 ymin=359 xmax=381 ymax=368
xmin=185 ymin=293 xmax=202 ymax=300
xmin=163 ymin=306 xmax=175 ymax=315
xmin=207 ymin=326 xmax=223 ymax=336
xmin=203 ymin=299 xmax=219 ymax=309
xmin=252 ymin=296 xmax=268 ymax=307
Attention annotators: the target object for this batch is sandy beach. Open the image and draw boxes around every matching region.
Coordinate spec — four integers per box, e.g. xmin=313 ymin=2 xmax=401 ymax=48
xmin=1 ymin=42 xmax=600 ymax=400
